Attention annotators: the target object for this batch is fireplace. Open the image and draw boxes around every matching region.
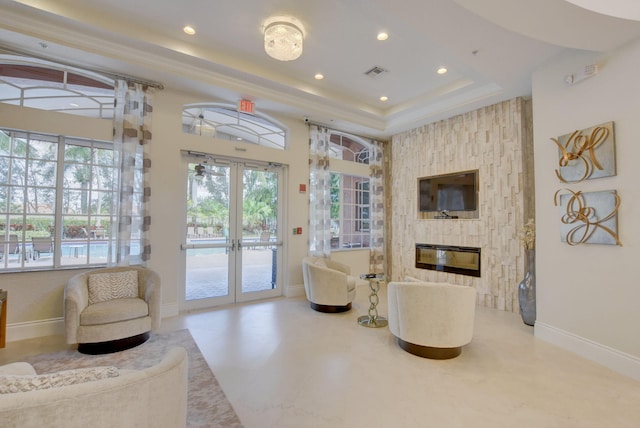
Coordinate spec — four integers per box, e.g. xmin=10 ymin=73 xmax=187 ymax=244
xmin=415 ymin=244 xmax=481 ymax=277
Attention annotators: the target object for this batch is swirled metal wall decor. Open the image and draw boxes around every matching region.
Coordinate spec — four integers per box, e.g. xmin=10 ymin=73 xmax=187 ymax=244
xmin=552 ymin=121 xmax=616 ymax=183
xmin=554 ymin=189 xmax=622 ymax=246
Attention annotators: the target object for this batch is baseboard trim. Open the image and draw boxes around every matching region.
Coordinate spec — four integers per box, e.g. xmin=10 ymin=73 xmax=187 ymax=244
xmin=285 ymin=284 xmax=305 ymax=298
xmin=535 ymin=322 xmax=640 ymax=381
xmin=7 ymin=317 xmax=65 ymax=342
xmin=6 ymin=303 xmax=181 ymax=343
xmin=162 ymin=302 xmax=179 ymax=318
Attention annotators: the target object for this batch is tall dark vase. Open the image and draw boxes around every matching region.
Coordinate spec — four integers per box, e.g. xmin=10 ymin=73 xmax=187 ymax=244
xmin=518 ymin=249 xmax=536 ymax=326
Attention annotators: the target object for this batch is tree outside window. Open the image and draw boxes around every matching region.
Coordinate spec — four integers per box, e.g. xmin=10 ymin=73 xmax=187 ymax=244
xmin=1 ymin=129 xmax=118 ymax=270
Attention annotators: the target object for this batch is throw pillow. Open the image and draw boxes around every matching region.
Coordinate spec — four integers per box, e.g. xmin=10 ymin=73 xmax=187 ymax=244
xmin=88 ymin=270 xmax=139 ymax=305
xmin=0 ymin=366 xmax=119 ymax=394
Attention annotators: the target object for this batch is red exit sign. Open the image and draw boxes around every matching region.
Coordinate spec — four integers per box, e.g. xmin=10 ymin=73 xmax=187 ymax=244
xmin=238 ymin=99 xmax=255 ymax=114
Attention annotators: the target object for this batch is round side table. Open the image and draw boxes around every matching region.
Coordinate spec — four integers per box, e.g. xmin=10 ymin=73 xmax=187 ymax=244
xmin=358 ymin=274 xmax=387 ymax=328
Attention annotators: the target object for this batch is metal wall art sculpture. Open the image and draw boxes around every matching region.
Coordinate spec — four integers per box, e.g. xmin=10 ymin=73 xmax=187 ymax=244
xmin=554 ymin=189 xmax=622 ymax=246
xmin=552 ymin=121 xmax=616 ymax=183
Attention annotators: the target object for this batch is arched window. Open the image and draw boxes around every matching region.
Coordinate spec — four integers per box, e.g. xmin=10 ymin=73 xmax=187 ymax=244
xmin=0 ymin=55 xmax=114 ymax=118
xmin=329 ymin=131 xmax=370 ymax=164
xmin=182 ymin=104 xmax=287 ymax=149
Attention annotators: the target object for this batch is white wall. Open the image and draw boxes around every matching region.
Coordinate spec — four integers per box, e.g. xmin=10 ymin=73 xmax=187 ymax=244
xmin=532 ymin=39 xmax=640 ymax=380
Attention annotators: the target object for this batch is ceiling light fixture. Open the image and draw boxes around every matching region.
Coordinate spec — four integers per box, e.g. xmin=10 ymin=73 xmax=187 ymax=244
xmin=377 ymin=32 xmax=389 ymax=41
xmin=183 ymin=26 xmax=196 ymax=35
xmin=314 ymin=73 xmax=324 ymax=80
xmin=263 ymin=16 xmax=305 ymax=61
xmin=437 ymin=67 xmax=448 ymax=75
xmin=380 ymin=96 xmax=388 ymax=102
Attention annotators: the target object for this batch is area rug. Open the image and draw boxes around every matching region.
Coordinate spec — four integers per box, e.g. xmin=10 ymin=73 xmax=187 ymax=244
xmin=24 ymin=329 xmax=243 ymax=427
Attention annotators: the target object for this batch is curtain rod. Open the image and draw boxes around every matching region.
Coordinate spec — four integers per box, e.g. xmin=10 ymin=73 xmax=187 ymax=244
xmin=0 ymin=45 xmax=164 ymax=90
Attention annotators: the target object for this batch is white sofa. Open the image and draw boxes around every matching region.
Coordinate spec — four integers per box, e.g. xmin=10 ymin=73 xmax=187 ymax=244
xmin=302 ymin=256 xmax=356 ymax=313
xmin=387 ymin=279 xmax=477 ymax=359
xmin=0 ymin=346 xmax=188 ymax=428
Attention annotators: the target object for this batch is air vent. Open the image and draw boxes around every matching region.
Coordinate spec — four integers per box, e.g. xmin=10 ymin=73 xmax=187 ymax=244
xmin=364 ymin=66 xmax=388 ymax=79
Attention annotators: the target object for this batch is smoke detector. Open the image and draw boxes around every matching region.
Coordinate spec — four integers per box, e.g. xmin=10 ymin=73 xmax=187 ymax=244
xmin=564 ymin=63 xmax=599 ymax=85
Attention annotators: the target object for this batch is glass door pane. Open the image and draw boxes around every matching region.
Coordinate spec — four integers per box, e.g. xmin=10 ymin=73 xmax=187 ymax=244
xmin=184 ymin=163 xmax=233 ymax=307
xmin=238 ymin=167 xmax=280 ymax=299
xmin=185 ymin=246 xmax=230 ymax=299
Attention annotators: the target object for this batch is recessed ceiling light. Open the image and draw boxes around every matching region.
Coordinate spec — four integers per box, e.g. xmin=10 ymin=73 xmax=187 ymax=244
xmin=380 ymin=96 xmax=388 ymax=102
xmin=437 ymin=67 xmax=448 ymax=75
xmin=183 ymin=26 xmax=196 ymax=35
xmin=314 ymin=73 xmax=324 ymax=80
xmin=377 ymin=32 xmax=389 ymax=41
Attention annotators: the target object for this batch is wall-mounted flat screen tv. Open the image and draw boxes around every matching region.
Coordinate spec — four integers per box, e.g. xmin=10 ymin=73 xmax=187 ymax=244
xmin=418 ymin=170 xmax=478 ymax=212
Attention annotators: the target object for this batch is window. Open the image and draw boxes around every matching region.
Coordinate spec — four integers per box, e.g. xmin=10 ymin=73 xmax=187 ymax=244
xmin=356 ymin=181 xmax=370 ymax=232
xmin=330 ymin=173 xmax=370 ymax=250
xmin=0 ymin=56 xmax=115 ymax=119
xmin=329 ymin=131 xmax=370 ymax=164
xmin=182 ymin=104 xmax=287 ymax=149
xmin=326 ymin=130 xmax=372 ymax=250
xmin=0 ymin=129 xmax=122 ymax=271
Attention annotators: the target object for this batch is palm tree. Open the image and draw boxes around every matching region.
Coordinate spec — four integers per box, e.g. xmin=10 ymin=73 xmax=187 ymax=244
xmin=63 ymin=145 xmax=92 ymax=214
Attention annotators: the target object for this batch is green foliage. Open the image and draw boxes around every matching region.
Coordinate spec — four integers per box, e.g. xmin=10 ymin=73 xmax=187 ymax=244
xmin=330 ymin=172 xmax=340 ymax=220
xmin=186 ymin=166 xmax=278 ymax=234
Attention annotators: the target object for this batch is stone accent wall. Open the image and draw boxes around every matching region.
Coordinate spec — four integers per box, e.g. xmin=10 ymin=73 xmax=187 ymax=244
xmin=387 ymin=97 xmax=534 ymax=312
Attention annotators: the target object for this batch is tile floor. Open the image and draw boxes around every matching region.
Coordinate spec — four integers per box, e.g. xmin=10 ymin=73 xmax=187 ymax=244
xmin=2 ymin=282 xmax=639 ymax=427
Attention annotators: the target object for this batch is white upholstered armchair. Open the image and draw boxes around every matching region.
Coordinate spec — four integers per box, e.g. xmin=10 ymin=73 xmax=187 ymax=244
xmin=64 ymin=266 xmax=161 ymax=354
xmin=302 ymin=257 xmax=356 ymax=313
xmin=387 ymin=279 xmax=476 ymax=359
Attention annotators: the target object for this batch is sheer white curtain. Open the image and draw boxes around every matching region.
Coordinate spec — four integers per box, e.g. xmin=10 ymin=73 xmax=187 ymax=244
xmin=111 ymin=80 xmax=154 ymax=265
xmin=368 ymin=139 xmax=385 ymax=273
xmin=309 ymin=125 xmax=332 ymax=257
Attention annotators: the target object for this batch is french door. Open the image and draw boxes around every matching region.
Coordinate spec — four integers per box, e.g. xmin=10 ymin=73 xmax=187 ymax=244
xmin=181 ymin=155 xmax=284 ymax=310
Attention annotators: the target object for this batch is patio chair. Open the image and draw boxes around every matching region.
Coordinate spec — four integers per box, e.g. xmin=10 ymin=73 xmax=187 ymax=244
xmin=0 ymin=234 xmax=20 ymax=262
xmin=32 ymin=236 xmax=53 ymax=259
xmin=258 ymin=231 xmax=271 ymax=249
xmin=94 ymin=228 xmax=106 ymax=239
xmin=250 ymin=231 xmax=271 ymax=250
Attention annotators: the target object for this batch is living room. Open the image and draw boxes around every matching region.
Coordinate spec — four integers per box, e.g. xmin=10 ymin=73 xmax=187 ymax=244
xmin=1 ymin=1 xmax=640 ymax=426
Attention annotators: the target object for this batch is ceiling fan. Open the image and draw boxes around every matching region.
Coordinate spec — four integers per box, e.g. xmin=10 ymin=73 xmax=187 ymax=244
xmin=194 ymin=163 xmax=224 ymax=178
xmin=190 ymin=111 xmax=216 ymax=137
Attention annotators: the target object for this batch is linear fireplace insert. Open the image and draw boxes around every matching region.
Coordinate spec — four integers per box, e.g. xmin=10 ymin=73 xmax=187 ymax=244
xmin=415 ymin=244 xmax=481 ymax=277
